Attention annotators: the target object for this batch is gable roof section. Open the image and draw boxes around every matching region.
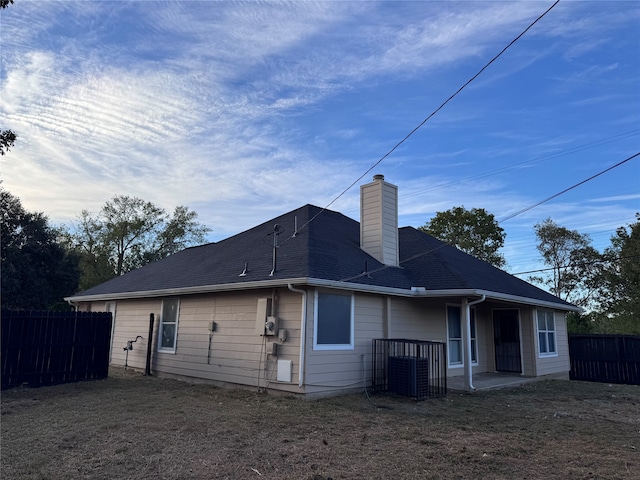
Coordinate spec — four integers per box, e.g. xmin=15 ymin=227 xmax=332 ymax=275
xmin=66 ymin=204 xmax=577 ymax=311
xmin=398 ymin=227 xmax=575 ymax=307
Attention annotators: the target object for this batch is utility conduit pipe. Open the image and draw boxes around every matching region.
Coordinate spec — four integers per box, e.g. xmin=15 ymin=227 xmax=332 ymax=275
xmin=123 ymin=336 xmax=143 ymax=369
xmin=288 ymin=284 xmax=307 ymax=388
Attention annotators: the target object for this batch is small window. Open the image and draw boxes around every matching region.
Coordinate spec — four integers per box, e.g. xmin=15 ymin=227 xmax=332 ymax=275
xmin=447 ymin=305 xmax=477 ymax=366
xmin=537 ymin=309 xmax=556 ymax=356
xmin=313 ymin=291 xmax=354 ymax=350
xmin=158 ymin=298 xmax=180 ymax=352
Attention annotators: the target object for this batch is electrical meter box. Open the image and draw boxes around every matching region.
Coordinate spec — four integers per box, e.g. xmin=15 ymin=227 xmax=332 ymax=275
xmin=265 ymin=316 xmax=279 ymax=336
xmin=255 ymin=298 xmax=272 ymax=335
xmin=267 ymin=342 xmax=279 ymax=356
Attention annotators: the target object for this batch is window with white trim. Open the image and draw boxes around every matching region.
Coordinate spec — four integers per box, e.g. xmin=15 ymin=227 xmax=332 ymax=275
xmin=158 ymin=298 xmax=180 ymax=352
xmin=447 ymin=305 xmax=477 ymax=366
xmin=536 ymin=309 xmax=556 ymax=356
xmin=313 ymin=291 xmax=354 ymax=350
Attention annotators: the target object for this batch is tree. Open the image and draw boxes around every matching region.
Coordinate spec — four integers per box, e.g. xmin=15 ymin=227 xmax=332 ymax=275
xmin=71 ymin=195 xmax=211 ymax=291
xmin=1 ymin=1 xmax=14 ymax=9
xmin=420 ymin=206 xmax=506 ymax=268
xmin=529 ymin=218 xmax=603 ymax=309
xmin=1 ymin=188 xmax=80 ymax=310
xmin=1 ymin=130 xmax=17 ymax=155
xmin=597 ymin=214 xmax=640 ymax=334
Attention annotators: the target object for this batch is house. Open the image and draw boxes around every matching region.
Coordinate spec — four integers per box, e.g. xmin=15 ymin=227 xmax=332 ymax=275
xmin=65 ymin=175 xmax=580 ymax=396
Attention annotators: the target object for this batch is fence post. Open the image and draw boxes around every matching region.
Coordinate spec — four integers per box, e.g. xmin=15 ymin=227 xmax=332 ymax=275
xmin=144 ymin=313 xmax=154 ymax=376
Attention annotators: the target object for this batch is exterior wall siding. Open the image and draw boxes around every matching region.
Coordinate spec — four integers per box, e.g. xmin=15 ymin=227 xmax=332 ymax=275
xmin=360 ymin=185 xmax=383 ymax=261
xmin=303 ymin=291 xmax=384 ymax=395
xmin=82 ymin=289 xmax=304 ymax=394
xmin=534 ymin=310 xmax=570 ymax=376
xmin=388 ymin=297 xmax=498 ymax=378
xmin=360 ymin=178 xmax=398 ymax=266
xmin=380 ymin=185 xmax=398 ymax=265
xmin=76 ymin=288 xmax=571 ymax=396
xmin=109 ymin=298 xmax=162 ymax=369
xmin=470 ymin=304 xmax=491 ymax=375
xmin=519 ymin=308 xmax=536 ymax=376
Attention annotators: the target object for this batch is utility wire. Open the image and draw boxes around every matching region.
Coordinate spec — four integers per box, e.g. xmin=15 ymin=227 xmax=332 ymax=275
xmin=399 ymin=129 xmax=640 ymax=201
xmin=268 ymin=0 xmax=632 ymax=288
xmin=498 ymin=152 xmax=639 ymax=223
xmin=338 ymin=151 xmax=639 ymax=282
xmin=510 ymin=254 xmax=640 ymax=276
xmin=274 ymin=0 xmax=635 ymax=283
xmin=281 ymin=0 xmax=561 ymax=247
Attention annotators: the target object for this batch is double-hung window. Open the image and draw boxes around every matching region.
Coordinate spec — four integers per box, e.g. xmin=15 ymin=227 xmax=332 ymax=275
xmin=536 ymin=309 xmax=556 ymax=356
xmin=447 ymin=305 xmax=477 ymax=366
xmin=313 ymin=291 xmax=354 ymax=350
xmin=158 ymin=298 xmax=180 ymax=353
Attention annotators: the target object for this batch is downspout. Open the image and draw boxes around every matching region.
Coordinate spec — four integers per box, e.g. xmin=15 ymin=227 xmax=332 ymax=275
xmin=464 ymin=294 xmax=486 ymax=392
xmin=288 ymin=284 xmax=307 ymax=388
xmin=67 ymin=300 xmax=79 ymax=312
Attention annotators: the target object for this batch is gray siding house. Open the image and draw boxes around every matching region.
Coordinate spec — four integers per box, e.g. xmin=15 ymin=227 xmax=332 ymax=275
xmin=66 ymin=175 xmax=579 ymax=396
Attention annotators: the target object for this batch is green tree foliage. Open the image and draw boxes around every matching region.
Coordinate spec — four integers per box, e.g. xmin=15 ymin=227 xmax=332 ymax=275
xmin=533 ymin=216 xmax=639 ymax=334
xmin=529 ymin=218 xmax=603 ymax=310
xmin=597 ymin=214 xmax=640 ymax=334
xmin=1 ymin=130 xmax=17 ymax=155
xmin=1 ymin=188 xmax=80 ymax=310
xmin=420 ymin=206 xmax=506 ymax=268
xmin=1 ymin=1 xmax=14 ymax=10
xmin=71 ymin=195 xmax=211 ymax=291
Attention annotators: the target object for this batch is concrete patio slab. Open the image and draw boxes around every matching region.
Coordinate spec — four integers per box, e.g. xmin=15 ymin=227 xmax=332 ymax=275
xmin=447 ymin=372 xmax=552 ymax=392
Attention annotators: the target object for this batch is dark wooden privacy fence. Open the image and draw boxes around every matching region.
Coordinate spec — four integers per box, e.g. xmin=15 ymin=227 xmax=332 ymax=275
xmin=372 ymin=338 xmax=447 ymax=400
xmin=1 ymin=310 xmax=112 ymax=389
xmin=569 ymin=334 xmax=640 ymax=385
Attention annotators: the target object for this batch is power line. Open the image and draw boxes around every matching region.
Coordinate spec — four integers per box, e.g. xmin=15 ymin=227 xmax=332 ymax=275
xmin=511 ymin=254 xmax=640 ymax=276
xmin=282 ymin=0 xmax=561 ymax=246
xmin=275 ymin=0 xmax=636 ymax=285
xmin=338 ymin=152 xmax=638 ymax=282
xmin=286 ymin=0 xmax=633 ymax=285
xmin=399 ymin=129 xmax=639 ymax=201
xmin=498 ymin=152 xmax=640 ymax=223
xmin=502 ymin=227 xmax=632 ymax=263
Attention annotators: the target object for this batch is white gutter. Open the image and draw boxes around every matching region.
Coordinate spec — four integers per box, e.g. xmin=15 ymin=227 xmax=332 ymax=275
xmin=65 ymin=279 xmax=579 ymax=313
xmin=64 ymin=277 xmax=313 ymax=303
xmin=288 ymin=284 xmax=307 ymax=388
xmin=464 ymin=295 xmax=486 ymax=392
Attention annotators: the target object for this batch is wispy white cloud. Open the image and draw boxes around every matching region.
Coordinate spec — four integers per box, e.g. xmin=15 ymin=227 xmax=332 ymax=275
xmin=1 ymin=0 xmax=638 ymax=264
xmin=588 ymin=193 xmax=640 ymax=203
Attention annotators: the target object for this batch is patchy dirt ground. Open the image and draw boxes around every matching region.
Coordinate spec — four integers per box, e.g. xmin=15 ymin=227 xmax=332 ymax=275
xmin=1 ymin=367 xmax=639 ymax=479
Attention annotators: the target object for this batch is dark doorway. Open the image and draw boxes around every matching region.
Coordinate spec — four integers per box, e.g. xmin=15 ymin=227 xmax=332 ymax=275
xmin=493 ymin=309 xmax=522 ymax=373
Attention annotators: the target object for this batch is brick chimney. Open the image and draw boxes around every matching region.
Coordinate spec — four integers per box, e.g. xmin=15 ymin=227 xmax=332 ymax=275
xmin=360 ymin=174 xmax=399 ymax=266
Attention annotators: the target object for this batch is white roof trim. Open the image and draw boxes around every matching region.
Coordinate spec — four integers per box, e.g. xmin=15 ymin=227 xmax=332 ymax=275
xmin=65 ymin=277 xmax=579 ymax=312
xmin=64 ymin=277 xmax=311 ymax=302
xmin=305 ymin=280 xmax=579 ymax=311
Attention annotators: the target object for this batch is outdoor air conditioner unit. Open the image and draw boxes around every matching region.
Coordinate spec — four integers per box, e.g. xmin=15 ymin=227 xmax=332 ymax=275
xmin=388 ymin=355 xmax=430 ymax=398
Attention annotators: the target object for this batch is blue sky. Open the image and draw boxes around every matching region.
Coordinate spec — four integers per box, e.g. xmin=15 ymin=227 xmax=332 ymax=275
xmin=1 ymin=0 xmax=639 ymax=279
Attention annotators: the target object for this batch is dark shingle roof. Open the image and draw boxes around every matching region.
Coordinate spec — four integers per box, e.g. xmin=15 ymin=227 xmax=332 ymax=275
xmin=69 ymin=204 xmax=575 ymax=309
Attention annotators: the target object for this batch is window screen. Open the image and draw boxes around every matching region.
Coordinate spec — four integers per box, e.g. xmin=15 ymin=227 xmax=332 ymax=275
xmin=316 ymin=292 xmax=352 ymax=347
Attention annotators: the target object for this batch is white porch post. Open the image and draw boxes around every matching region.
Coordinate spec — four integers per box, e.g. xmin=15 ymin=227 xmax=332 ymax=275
xmin=463 ymin=295 xmax=486 ymax=392
xmin=461 ymin=297 xmax=473 ymax=392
